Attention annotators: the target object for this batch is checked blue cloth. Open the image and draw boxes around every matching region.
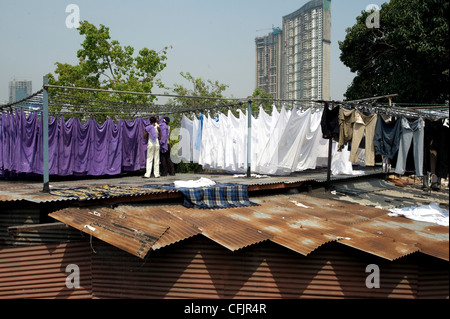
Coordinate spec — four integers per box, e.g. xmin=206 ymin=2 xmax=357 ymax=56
xmin=143 ymin=183 xmax=259 ymax=209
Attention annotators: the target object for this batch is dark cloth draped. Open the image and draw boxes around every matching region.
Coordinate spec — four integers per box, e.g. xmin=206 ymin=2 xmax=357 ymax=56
xmin=320 ymin=103 xmax=340 ymax=140
xmin=424 ymin=119 xmax=449 ymax=178
xmin=373 ymin=116 xmax=401 ymax=160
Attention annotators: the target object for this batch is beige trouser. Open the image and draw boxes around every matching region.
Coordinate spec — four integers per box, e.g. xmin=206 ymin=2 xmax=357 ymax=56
xmin=338 ymin=108 xmax=355 ymax=151
xmin=145 ymin=142 xmax=160 ymax=178
xmin=349 ymin=111 xmax=377 ymax=166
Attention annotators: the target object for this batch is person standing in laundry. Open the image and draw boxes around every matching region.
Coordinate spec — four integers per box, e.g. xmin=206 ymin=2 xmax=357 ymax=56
xmin=159 ymin=116 xmax=176 ymax=176
xmin=143 ymin=116 xmax=161 ymax=178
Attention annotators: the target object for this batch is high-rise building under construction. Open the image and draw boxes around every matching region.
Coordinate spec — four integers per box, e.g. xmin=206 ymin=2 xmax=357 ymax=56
xmin=255 ymin=0 xmax=331 ymax=102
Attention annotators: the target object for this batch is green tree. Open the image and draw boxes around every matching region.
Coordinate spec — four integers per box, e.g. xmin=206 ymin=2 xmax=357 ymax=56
xmin=46 ymin=20 xmax=169 ymax=121
xmin=165 ymin=72 xmax=232 ymax=127
xmin=165 ymin=72 xmax=232 ymax=173
xmin=168 ymin=72 xmax=230 ymax=108
xmin=251 ymin=88 xmax=275 ymax=112
xmin=339 ymin=0 xmax=449 ymax=104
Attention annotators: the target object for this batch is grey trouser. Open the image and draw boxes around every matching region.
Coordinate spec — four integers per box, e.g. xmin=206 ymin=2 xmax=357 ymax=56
xmin=395 ymin=118 xmax=424 ymax=177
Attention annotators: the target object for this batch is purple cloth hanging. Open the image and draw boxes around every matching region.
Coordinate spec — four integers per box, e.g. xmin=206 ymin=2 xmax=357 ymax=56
xmin=0 ymin=110 xmax=149 ymax=177
xmin=159 ymin=121 xmax=169 ymax=153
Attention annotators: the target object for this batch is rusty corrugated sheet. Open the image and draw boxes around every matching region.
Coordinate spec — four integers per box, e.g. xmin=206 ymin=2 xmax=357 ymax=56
xmin=90 ymin=238 xmax=228 ymax=299
xmin=1 ymin=230 xmax=447 ymax=299
xmin=214 ymin=206 xmax=338 ymax=255
xmin=113 ymin=205 xmax=202 ymax=250
xmin=0 ymin=169 xmax=384 ymax=204
xmin=0 ymin=207 xmax=84 ymax=246
xmin=0 ymin=241 xmax=92 ymax=299
xmin=418 ymin=266 xmax=450 ymax=298
xmin=163 ymin=206 xmax=273 ymax=251
xmin=351 ymin=215 xmax=449 ymax=261
xmin=0 ymin=180 xmax=182 ymax=204
xmin=49 ymin=193 xmax=448 ymax=262
xmin=200 ymin=197 xmax=419 ymax=260
xmin=88 ymin=236 xmax=447 ymax=299
xmin=49 ymin=206 xmax=169 ymax=259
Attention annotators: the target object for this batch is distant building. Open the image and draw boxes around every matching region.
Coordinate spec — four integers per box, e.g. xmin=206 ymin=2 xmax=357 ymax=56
xmin=255 ymin=27 xmax=283 ymax=100
xmin=9 ymin=79 xmax=32 ymax=103
xmin=255 ymin=0 xmax=331 ymax=102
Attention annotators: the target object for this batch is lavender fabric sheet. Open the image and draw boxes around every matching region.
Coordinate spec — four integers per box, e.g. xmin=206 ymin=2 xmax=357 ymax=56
xmin=0 ymin=110 xmax=150 ymax=177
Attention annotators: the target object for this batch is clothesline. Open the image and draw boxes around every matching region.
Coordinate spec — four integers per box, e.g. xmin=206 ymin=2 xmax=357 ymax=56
xmin=2 ymin=86 xmax=447 ymax=122
xmin=177 ymin=102 xmax=448 ymax=180
xmin=0 ymin=84 xmax=448 ymax=195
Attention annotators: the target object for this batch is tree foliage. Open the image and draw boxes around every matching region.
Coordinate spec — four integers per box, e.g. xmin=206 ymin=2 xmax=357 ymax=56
xmin=46 ymin=21 xmax=169 ymax=121
xmin=251 ymin=88 xmax=275 ymax=112
xmin=167 ymin=72 xmax=230 ymax=107
xmin=339 ymin=0 xmax=449 ymax=103
xmin=165 ymin=72 xmax=231 ymax=127
xmin=164 ymin=72 xmax=232 ymax=173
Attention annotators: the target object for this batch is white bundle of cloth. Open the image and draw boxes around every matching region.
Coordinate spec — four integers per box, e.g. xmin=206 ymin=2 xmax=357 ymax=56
xmin=388 ymin=202 xmax=449 ymax=226
xmin=178 ymin=105 xmax=365 ymax=176
xmin=174 ymin=177 xmax=216 ymax=188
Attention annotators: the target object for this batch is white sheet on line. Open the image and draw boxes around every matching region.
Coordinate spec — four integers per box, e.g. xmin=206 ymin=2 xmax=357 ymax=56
xmin=179 ymin=105 xmax=365 ymax=176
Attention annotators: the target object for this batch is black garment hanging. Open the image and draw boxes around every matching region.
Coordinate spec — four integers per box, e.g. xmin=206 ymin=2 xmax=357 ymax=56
xmin=424 ymin=119 xmax=449 ymax=178
xmin=320 ymin=102 xmax=340 ymax=140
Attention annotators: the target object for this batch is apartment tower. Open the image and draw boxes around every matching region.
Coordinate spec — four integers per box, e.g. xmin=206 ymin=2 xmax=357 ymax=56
xmin=255 ymin=0 xmax=331 ymax=102
xmin=9 ymin=79 xmax=32 ymax=103
xmin=255 ymin=27 xmax=283 ymax=99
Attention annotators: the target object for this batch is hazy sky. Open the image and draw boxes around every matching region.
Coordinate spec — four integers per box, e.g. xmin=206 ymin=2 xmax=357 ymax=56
xmin=0 ymin=0 xmax=388 ymax=104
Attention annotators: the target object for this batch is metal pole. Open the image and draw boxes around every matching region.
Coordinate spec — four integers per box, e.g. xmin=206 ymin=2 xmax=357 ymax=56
xmin=247 ymin=99 xmax=252 ymax=178
xmin=326 ymin=138 xmax=333 ymax=190
xmin=42 ymin=77 xmax=49 ymax=193
xmin=326 ymin=101 xmax=335 ymax=190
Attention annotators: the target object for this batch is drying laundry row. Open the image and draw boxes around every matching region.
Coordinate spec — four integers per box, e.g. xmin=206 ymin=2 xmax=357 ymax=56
xmin=321 ymin=103 xmax=449 ymax=178
xmin=0 ymin=109 xmax=150 ymax=177
xmin=178 ymin=105 xmax=367 ymax=176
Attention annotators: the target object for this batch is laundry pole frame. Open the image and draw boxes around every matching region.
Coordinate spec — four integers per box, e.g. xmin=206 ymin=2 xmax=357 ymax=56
xmin=39 ymin=82 xmax=406 ymax=190
xmin=247 ymin=99 xmax=252 ymax=178
xmin=42 ymin=76 xmax=50 ymax=193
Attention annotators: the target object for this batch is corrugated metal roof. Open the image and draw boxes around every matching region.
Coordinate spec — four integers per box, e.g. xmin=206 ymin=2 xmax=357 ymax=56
xmin=49 ymin=206 xmax=170 ymax=258
xmin=0 ymin=241 xmax=92 ymax=299
xmin=352 ymin=215 xmax=449 ymax=261
xmin=0 ymin=168 xmax=385 ymax=203
xmin=48 ymin=193 xmax=449 ymax=262
xmin=207 ymin=197 xmax=420 ymax=260
xmin=113 ymin=205 xmax=202 ymax=250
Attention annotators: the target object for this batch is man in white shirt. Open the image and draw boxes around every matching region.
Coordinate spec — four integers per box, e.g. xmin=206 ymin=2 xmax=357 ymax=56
xmin=143 ymin=116 xmax=161 ymax=178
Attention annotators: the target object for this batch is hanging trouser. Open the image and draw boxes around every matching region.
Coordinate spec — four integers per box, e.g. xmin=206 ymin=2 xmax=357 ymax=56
xmin=145 ymin=140 xmax=160 ymax=178
xmin=395 ymin=117 xmax=424 ymax=177
xmin=160 ymin=146 xmax=175 ymax=176
xmin=349 ymin=111 xmax=378 ymax=166
xmin=338 ymin=108 xmax=355 ymax=151
xmin=373 ymin=116 xmax=401 ymax=160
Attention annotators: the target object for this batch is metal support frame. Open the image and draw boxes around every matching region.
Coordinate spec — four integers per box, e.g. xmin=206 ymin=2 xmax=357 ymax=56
xmin=325 ymin=101 xmax=335 ymax=190
xmin=42 ymin=76 xmax=50 ymax=193
xmin=247 ymin=99 xmax=252 ymax=178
